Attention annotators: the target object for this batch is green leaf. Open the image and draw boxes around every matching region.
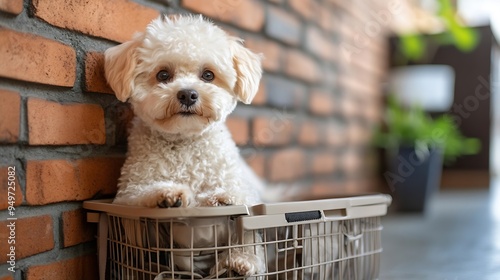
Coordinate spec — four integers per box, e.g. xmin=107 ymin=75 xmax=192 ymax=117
xmin=399 ymin=34 xmax=426 ymax=61
xmin=449 ymin=25 xmax=479 ymax=52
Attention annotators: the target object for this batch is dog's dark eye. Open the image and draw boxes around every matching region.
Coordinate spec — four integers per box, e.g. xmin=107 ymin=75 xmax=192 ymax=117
xmin=156 ymin=70 xmax=170 ymax=82
xmin=201 ymin=70 xmax=215 ymax=82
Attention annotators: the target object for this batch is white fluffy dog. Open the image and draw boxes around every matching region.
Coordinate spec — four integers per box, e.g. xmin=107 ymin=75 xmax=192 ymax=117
xmin=104 ymin=15 xmax=265 ymax=276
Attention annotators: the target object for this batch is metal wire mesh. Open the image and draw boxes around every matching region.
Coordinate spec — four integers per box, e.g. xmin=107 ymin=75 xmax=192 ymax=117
xmin=102 ymin=214 xmax=383 ymax=280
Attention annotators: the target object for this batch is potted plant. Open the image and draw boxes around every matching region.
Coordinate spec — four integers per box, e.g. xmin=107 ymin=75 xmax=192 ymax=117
xmin=375 ymin=95 xmax=480 ymax=212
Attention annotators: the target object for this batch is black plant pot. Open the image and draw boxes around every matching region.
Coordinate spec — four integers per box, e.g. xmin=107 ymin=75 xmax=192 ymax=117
xmin=385 ymin=147 xmax=443 ymax=212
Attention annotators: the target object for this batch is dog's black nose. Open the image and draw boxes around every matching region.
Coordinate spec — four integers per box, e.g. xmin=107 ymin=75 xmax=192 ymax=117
xmin=177 ymin=89 xmax=198 ymax=107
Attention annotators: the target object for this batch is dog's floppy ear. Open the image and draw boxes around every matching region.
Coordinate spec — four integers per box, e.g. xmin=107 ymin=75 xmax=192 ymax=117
xmin=104 ymin=35 xmax=143 ymax=102
xmin=230 ymin=38 xmax=262 ymax=104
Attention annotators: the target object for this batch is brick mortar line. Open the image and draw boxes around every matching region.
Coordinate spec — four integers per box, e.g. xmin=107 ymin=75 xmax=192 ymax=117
xmin=237 ymin=107 xmax=351 ymax=126
xmin=0 ymin=201 xmax=84 ymax=220
xmin=240 ymin=144 xmax=368 ymax=157
xmin=0 ymin=78 xmax=123 ymax=106
xmin=139 ymin=0 xmax=181 ymax=12
xmin=0 ymin=145 xmax=126 ymax=162
xmin=19 ymin=94 xmax=28 ymax=144
xmin=265 ymin=171 xmax=361 ymax=187
xmin=265 ymin=71 xmax=339 ymax=92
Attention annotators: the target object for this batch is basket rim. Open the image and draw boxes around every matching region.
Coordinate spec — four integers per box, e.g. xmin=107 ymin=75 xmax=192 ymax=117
xmin=83 ymin=199 xmax=251 ymax=218
xmin=83 ymin=194 xmax=392 ymax=219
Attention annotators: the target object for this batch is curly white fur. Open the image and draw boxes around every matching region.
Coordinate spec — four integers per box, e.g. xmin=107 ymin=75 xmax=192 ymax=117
xmin=114 ymin=118 xmax=263 ymax=207
xmin=104 ymin=14 xmax=265 ymax=277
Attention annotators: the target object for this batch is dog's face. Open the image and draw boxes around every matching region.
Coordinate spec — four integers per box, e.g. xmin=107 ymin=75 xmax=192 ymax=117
xmin=104 ymin=15 xmax=262 ymax=135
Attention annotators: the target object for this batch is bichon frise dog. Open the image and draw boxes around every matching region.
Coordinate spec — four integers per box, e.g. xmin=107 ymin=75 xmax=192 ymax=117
xmin=104 ymin=14 xmax=266 ymax=277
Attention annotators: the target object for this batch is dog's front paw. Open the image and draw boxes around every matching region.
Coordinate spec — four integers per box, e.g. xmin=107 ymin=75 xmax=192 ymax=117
xmin=229 ymin=255 xmax=261 ymax=276
xmin=198 ymin=191 xmax=234 ymax=207
xmin=212 ymin=252 xmax=263 ymax=277
xmin=211 ymin=193 xmax=234 ymax=206
xmin=155 ymin=185 xmax=193 ymax=208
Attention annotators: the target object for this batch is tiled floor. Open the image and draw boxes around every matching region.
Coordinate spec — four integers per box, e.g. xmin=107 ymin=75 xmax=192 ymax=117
xmin=380 ymin=178 xmax=500 ymax=280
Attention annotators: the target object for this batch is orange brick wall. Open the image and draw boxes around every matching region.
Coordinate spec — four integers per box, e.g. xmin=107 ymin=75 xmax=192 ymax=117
xmin=0 ymin=0 xmax=390 ymax=278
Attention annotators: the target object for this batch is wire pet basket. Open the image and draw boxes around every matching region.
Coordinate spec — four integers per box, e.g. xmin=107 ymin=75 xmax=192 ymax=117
xmin=84 ymin=194 xmax=391 ymax=280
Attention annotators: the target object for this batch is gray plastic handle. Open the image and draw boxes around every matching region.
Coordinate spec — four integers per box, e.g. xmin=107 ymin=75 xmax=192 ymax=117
xmin=239 ymin=194 xmax=391 ymax=230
